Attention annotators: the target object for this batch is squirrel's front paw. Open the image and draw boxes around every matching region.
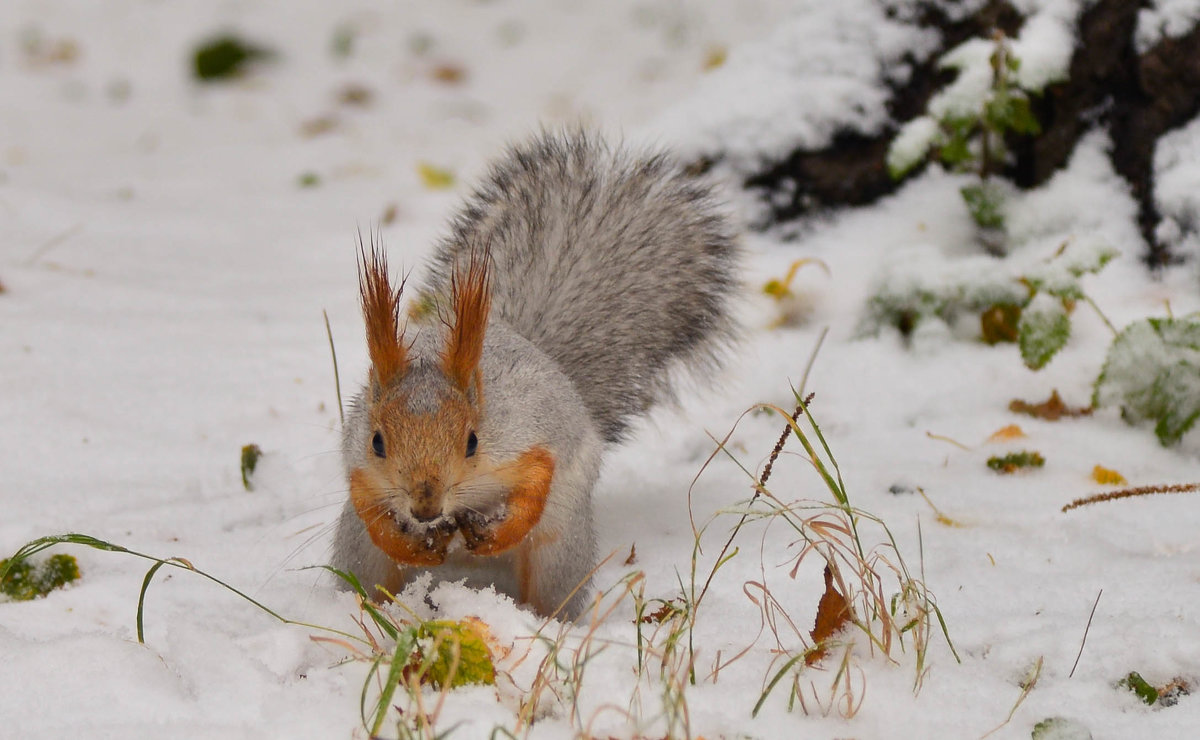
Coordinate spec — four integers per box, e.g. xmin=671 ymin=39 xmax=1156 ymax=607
xmin=350 ymin=469 xmax=454 ymax=565
xmin=459 ymin=446 xmax=555 ymax=556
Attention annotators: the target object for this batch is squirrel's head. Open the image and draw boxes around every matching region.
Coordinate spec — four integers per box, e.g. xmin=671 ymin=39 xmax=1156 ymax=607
xmin=348 ymin=244 xmax=496 ymax=553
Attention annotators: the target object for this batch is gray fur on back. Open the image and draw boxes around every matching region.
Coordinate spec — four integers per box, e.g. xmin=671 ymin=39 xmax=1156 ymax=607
xmin=422 ymin=129 xmax=739 ymax=443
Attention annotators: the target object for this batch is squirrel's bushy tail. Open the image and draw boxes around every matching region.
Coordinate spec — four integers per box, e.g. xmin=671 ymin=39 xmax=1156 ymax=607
xmin=423 ymin=129 xmax=738 ymax=442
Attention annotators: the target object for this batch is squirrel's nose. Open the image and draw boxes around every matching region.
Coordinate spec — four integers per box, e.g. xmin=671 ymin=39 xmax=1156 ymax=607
xmin=410 ymin=482 xmax=444 ymax=522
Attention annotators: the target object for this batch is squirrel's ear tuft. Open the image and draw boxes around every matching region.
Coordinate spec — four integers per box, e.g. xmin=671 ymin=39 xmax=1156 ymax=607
xmin=442 ymin=249 xmax=491 ymax=392
xmin=359 ymin=237 xmax=408 ymax=387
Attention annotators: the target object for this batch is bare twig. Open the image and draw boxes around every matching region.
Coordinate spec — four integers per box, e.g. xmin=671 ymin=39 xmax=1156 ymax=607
xmin=24 ymin=222 xmax=83 ymax=266
xmin=1069 ymin=589 xmax=1103 ymax=678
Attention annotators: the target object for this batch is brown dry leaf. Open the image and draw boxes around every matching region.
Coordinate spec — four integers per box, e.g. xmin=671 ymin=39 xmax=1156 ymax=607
xmin=980 ymin=303 xmax=1021 ymax=344
xmin=624 ymin=543 xmax=637 ymax=566
xmin=22 ymin=34 xmax=80 ymax=66
xmin=807 ymin=564 xmax=851 ymax=666
xmin=337 ymin=83 xmax=373 ymax=106
xmin=1091 ymin=465 xmax=1127 ymax=486
xmin=431 ymin=63 xmax=466 ymax=84
xmin=639 ymin=599 xmax=684 ymax=625
xmin=988 ymin=424 xmax=1027 ymax=442
xmin=1009 ymin=389 xmax=1091 ymax=420
xmin=300 ymin=115 xmax=338 ymax=137
xmin=380 ymin=202 xmax=399 ymax=225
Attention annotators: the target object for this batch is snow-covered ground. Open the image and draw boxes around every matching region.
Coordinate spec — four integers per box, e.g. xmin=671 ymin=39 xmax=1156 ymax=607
xmin=3 ymin=2 xmax=1200 ymax=738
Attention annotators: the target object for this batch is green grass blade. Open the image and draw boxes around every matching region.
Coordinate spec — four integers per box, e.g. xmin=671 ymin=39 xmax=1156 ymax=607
xmin=2 ymin=533 xmax=367 ymax=645
xmin=752 ymin=653 xmax=806 ymax=717
xmin=136 ymin=560 xmax=170 ymax=643
xmin=370 ymin=627 xmax=418 ymax=736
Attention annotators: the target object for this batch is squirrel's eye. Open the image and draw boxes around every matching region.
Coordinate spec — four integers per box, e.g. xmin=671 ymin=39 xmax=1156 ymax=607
xmin=371 ymin=432 xmax=385 ymax=458
xmin=465 ymin=431 xmax=478 ymax=458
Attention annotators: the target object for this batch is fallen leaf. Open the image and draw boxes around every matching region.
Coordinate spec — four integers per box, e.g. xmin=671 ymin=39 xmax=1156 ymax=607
xmin=1091 ymin=465 xmax=1127 ymax=486
xmin=431 ymin=63 xmax=466 ymax=84
xmin=416 ymin=618 xmax=496 ymax=688
xmin=417 ymin=161 xmax=455 ymax=189
xmin=299 ymin=115 xmax=338 ymax=137
xmin=988 ymin=424 xmax=1026 ymax=442
xmin=807 ymin=564 xmax=851 ymax=666
xmin=1009 ymin=389 xmax=1091 ymax=420
xmin=639 ymin=599 xmax=685 ymax=624
xmin=761 ymin=258 xmax=830 ymax=301
xmin=702 ymin=45 xmax=727 ymax=71
xmin=980 ymin=303 xmax=1021 ymax=344
xmin=337 ymin=83 xmax=373 ymax=106
xmin=624 ymin=543 xmax=637 ymax=566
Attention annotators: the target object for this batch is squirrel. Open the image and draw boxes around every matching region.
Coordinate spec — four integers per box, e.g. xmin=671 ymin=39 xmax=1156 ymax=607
xmin=330 ymin=129 xmax=738 ymax=619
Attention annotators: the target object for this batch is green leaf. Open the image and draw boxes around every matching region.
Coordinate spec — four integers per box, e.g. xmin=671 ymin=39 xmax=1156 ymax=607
xmin=1 ymin=553 xmax=80 ymax=600
xmin=938 ymin=129 xmax=975 ymax=170
xmin=1007 ymin=95 xmax=1042 ymax=136
xmin=192 ymin=34 xmax=273 ymax=82
xmin=1018 ymin=295 xmax=1071 ymax=370
xmin=418 ymin=619 xmax=496 ymax=689
xmin=961 ymin=182 xmax=1005 ymax=230
xmin=240 ymin=443 xmax=262 ymax=491
xmin=1094 ymin=317 xmax=1200 ymax=446
xmin=887 ymin=116 xmax=941 ymax=180
xmin=1032 ymin=716 xmax=1093 ymax=740
xmin=1064 ymin=244 xmax=1119 ymax=278
xmin=1118 ymin=671 xmax=1159 ymax=705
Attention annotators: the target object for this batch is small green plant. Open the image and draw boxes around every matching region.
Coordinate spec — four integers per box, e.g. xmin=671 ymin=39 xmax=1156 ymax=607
xmin=0 ymin=534 xmax=504 ymax=739
xmin=1032 ymin=716 xmax=1093 ymax=739
xmin=1118 ymin=671 xmax=1159 ymax=705
xmin=688 ymin=393 xmax=958 ymax=719
xmin=192 ymin=33 xmax=273 ymax=81
xmin=887 ymin=31 xmax=1043 ymax=248
xmin=0 ymin=553 xmax=79 ymax=600
xmin=1094 ymin=315 xmax=1200 ymax=446
xmin=240 ymin=443 xmax=262 ymax=490
xmin=987 ymin=450 xmax=1045 ymax=473
xmin=861 ymin=241 xmax=1116 ymax=373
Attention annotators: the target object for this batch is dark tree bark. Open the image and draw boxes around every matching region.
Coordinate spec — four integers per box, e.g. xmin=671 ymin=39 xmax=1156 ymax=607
xmin=742 ymin=0 xmax=1200 ymax=267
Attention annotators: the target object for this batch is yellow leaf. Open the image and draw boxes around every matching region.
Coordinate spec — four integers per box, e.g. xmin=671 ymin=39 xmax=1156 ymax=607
xmin=702 ymin=45 xmax=727 ymax=71
xmin=988 ymin=424 xmax=1026 ymax=442
xmin=418 ymin=618 xmax=496 ymax=688
xmin=1091 ymin=465 xmax=1127 ymax=486
xmin=417 ymin=161 xmax=455 ymax=189
xmin=760 ymin=258 xmax=829 ymax=301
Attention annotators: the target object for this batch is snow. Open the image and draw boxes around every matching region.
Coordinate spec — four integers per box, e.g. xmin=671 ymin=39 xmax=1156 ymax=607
xmin=3 ymin=2 xmax=1200 ymax=740
xmin=1154 ymin=112 xmax=1200 ymax=263
xmin=651 ymin=0 xmax=939 ymax=172
xmin=1136 ymin=0 xmax=1200 ymax=52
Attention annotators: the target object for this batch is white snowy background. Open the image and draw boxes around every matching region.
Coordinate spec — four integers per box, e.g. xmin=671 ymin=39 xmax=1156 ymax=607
xmin=3 ymin=1 xmax=1200 ymax=738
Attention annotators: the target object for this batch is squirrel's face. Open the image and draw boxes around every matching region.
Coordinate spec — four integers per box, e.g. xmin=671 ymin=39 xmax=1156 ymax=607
xmin=350 ymin=242 xmax=495 ymax=563
xmin=354 ymin=376 xmax=487 ymax=531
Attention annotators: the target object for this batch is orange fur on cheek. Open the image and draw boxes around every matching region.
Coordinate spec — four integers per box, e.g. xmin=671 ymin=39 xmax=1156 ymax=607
xmin=350 ymin=469 xmax=451 ymax=566
xmin=463 ymin=446 xmax=555 ymax=556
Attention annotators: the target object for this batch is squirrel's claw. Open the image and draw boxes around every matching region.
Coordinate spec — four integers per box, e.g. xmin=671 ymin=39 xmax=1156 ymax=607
xmin=463 ymin=446 xmax=555 ymax=556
